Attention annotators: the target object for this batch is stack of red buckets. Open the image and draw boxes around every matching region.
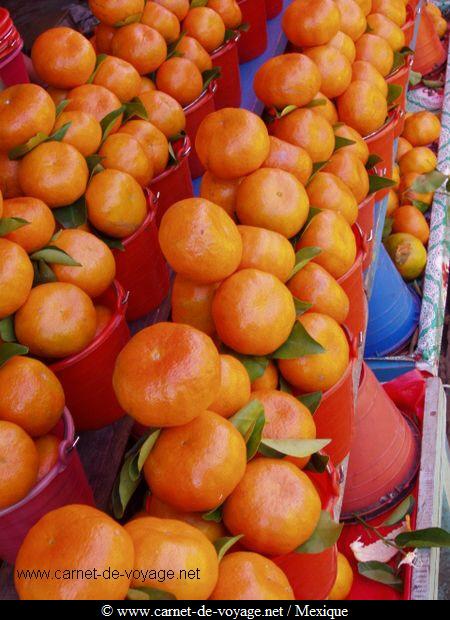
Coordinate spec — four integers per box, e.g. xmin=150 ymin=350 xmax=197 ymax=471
xmin=0 ymin=7 xmax=28 ymax=86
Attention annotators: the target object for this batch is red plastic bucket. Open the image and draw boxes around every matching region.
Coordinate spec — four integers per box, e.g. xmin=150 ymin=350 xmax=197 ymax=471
xmin=211 ymin=36 xmax=242 ymax=109
xmin=184 ymin=82 xmax=217 ymax=179
xmin=237 ymin=0 xmax=268 ymax=63
xmin=151 ymin=136 xmax=194 ymax=227
xmin=274 ymin=462 xmax=339 ymax=599
xmin=386 ymin=57 xmax=413 ymax=137
xmin=355 ymin=194 xmax=375 ymax=270
xmin=0 ymin=408 xmax=94 ymax=564
xmin=265 ymin=0 xmax=283 ymax=20
xmin=0 ymin=38 xmax=28 ymax=87
xmin=50 ymin=281 xmax=130 ymax=431
xmin=412 ymin=8 xmax=446 ymax=76
xmin=339 ymin=224 xmax=368 ymax=339
xmin=114 ymin=191 xmax=170 ymax=320
xmin=402 ymin=3 xmax=415 ymax=46
xmin=365 ymin=109 xmax=399 ymax=200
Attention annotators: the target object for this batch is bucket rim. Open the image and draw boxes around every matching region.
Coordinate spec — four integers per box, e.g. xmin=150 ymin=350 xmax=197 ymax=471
xmin=211 ymin=33 xmax=241 ymax=58
xmin=0 ymin=35 xmax=22 ymax=64
xmin=121 ymin=190 xmax=157 ymax=248
xmin=338 ymin=222 xmax=367 ymax=287
xmin=386 ymin=54 xmax=414 ymax=82
xmin=183 ymin=80 xmax=217 ymax=114
xmin=150 ymin=135 xmax=191 ymax=184
xmin=364 ymin=107 xmax=400 ymax=142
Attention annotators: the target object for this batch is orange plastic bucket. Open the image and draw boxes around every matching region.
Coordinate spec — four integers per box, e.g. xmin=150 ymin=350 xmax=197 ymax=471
xmin=50 ymin=281 xmax=130 ymax=431
xmin=386 ymin=57 xmax=413 ymax=137
xmin=402 ymin=3 xmax=415 ymax=46
xmin=339 ymin=224 xmax=368 ymax=340
xmin=364 ymin=109 xmax=399 ymax=200
xmin=211 ymin=36 xmax=242 ymax=109
xmin=412 ymin=8 xmax=446 ymax=76
xmin=184 ymin=82 xmax=217 ymax=179
xmin=355 ymin=195 xmax=375 ymax=270
xmin=237 ymin=0 xmax=268 ymax=63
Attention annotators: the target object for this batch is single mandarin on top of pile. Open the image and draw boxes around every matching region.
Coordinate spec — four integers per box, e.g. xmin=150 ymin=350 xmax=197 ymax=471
xmin=354 ymin=33 xmax=394 ymax=77
xmin=88 ymin=0 xmax=145 ymax=25
xmin=337 ymin=80 xmax=388 ymax=137
xmin=278 ymin=313 xmax=350 ymax=392
xmin=158 ymin=198 xmax=243 ymax=284
xmin=155 ymin=0 xmax=190 ymax=21
xmin=401 ymin=111 xmax=441 ymax=146
xmin=156 ymin=57 xmax=204 ymax=107
xmin=212 ymin=268 xmax=296 ymax=356
xmin=304 ymin=47 xmax=352 ymax=99
xmin=175 ymin=36 xmax=213 ymax=72
xmin=200 ymin=172 xmax=241 ymax=216
xmin=171 ymin=276 xmax=218 ymax=336
xmin=66 ymin=84 xmax=123 ymax=130
xmin=351 ymin=60 xmax=388 ymax=98
xmin=1 ymin=197 xmax=55 ymax=253
xmin=323 ymin=150 xmax=369 ymax=204
xmin=307 ymin=172 xmax=358 ymax=225
xmin=0 ymin=238 xmax=34 ymax=319
xmin=195 ymin=108 xmax=270 ymax=179
xmin=144 ymin=410 xmax=247 ymax=511
xmin=15 ymin=504 xmax=134 ymax=600
xmin=209 ymin=354 xmax=251 ymax=418
xmin=366 ymin=13 xmax=406 ymax=51
xmin=92 ymin=55 xmax=141 ymax=103
xmin=262 ymin=136 xmax=313 ymax=186
xmin=237 ymin=225 xmax=296 ymax=283
xmin=15 ymin=282 xmax=97 ymax=359
xmin=210 ymin=552 xmax=295 ymax=600
xmin=112 ymin=322 xmax=220 ymax=427
xmin=140 ymin=90 xmax=186 ymax=138
xmin=0 ymin=356 xmax=65 ymax=437
xmin=282 ymin=0 xmax=341 ymax=47
xmin=182 ymin=6 xmax=226 ymax=52
xmin=207 ymin=0 xmax=242 ymax=28
xmin=223 ymin=458 xmax=322 ymax=556
xmin=392 ymin=205 xmax=430 ymax=244
xmin=272 ymin=108 xmax=335 ymax=163
xmin=384 ymin=232 xmax=427 ymax=280
xmin=334 ymin=0 xmax=367 ymax=41
xmin=31 ymin=27 xmax=96 ymax=89
xmin=98 ymin=133 xmax=154 ymax=187
xmin=0 ymin=84 xmax=55 ymax=151
xmin=372 ymin=0 xmax=406 ymax=27
xmin=328 ymin=552 xmax=354 ymax=600
xmin=141 ymin=1 xmax=181 ymax=43
xmin=111 ymin=23 xmax=167 ymax=75
xmin=53 ymin=110 xmax=102 ymax=157
xmin=253 ymin=54 xmax=321 ymax=109
xmin=333 ymin=124 xmax=370 ymax=164
xmin=118 ymin=119 xmax=169 ymax=176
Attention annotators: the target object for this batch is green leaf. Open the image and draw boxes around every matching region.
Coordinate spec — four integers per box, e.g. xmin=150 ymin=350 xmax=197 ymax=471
xmin=202 ymin=505 xmax=223 ymax=522
xmin=381 ymin=495 xmax=415 ymax=526
xmin=112 ymin=453 xmax=142 ymax=519
xmin=94 ymin=231 xmax=125 ymax=251
xmin=30 ymin=246 xmax=81 ymax=266
xmin=191 ymin=0 xmax=208 ymax=7
xmin=271 ymin=321 xmax=325 ymax=360
xmin=296 ymin=510 xmax=343 ymax=554
xmin=129 ymin=430 xmax=161 ymax=482
xmin=48 ymin=122 xmax=72 ymax=142
xmin=55 ymin=99 xmax=70 ymax=118
xmin=391 ymin=51 xmax=407 ymax=73
xmin=33 ymin=260 xmax=57 ymax=285
xmin=409 ymin=70 xmax=422 ymax=87
xmin=86 ymin=154 xmax=105 ymax=178
xmin=293 ymin=297 xmax=313 ymax=316
xmin=410 ymin=170 xmax=447 ymax=193
xmin=127 ymin=587 xmax=176 ymax=601
xmin=123 ymin=97 xmax=149 ymax=123
xmin=0 ymin=217 xmax=29 ymax=236
xmin=227 ymin=351 xmax=268 ymax=382
xmin=278 ymin=104 xmax=298 ymax=118
xmin=411 ymin=199 xmax=431 ymax=213
xmin=279 ymin=376 xmax=292 ymax=394
xmin=100 ymin=106 xmax=126 ymax=142
xmin=214 ymin=535 xmax=243 ymax=561
xmin=334 ymin=136 xmax=356 ymax=151
xmin=366 ymin=153 xmax=383 ymax=170
xmin=297 ymin=391 xmax=322 ymax=414
xmin=387 ymin=84 xmax=403 ymax=105
xmin=168 ymin=141 xmax=179 ymax=166
xmin=308 ymin=161 xmax=329 ymax=183
xmin=245 ymin=409 xmax=266 ymax=460
xmin=358 ymin=561 xmax=403 ymax=590
xmin=423 ymin=79 xmax=444 ymax=90
xmin=259 ymin=437 xmax=330 ymax=459
xmin=114 ymin=13 xmax=142 ymax=27
xmin=305 ymin=98 xmax=326 ymax=109
xmin=202 ymin=67 xmax=221 ymax=90
xmin=0 ymin=316 xmax=15 ymax=343
xmin=368 ymin=174 xmax=396 ymax=194
xmin=87 ymin=53 xmax=108 ymax=84
xmin=289 ymin=247 xmax=322 ymax=279
xmin=0 ymin=342 xmax=29 ymax=368
xmin=53 ymin=198 xmax=87 ymax=229
xmin=395 ymin=527 xmax=450 ymax=548
xmin=305 ymin=451 xmax=329 ymax=473
xmin=229 ymin=400 xmax=265 ymax=442
xmin=237 ymin=22 xmax=250 ymax=32
xmin=382 ymin=216 xmax=393 ymax=240
xmin=8 ymin=132 xmax=48 ymax=160
xmin=223 ymin=28 xmax=236 ymax=44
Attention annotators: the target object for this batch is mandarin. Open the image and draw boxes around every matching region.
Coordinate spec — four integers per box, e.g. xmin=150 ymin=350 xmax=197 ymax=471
xmin=334 ymin=0 xmax=367 ymax=40
xmin=307 ymin=171 xmax=359 ymax=224
xmin=99 ymin=133 xmax=153 ymax=187
xmin=366 ymin=13 xmax=406 ymax=51
xmin=53 ymin=110 xmax=102 ymax=157
xmin=1 ymin=197 xmax=55 ymax=253
xmin=156 ymin=57 xmax=204 ymax=106
xmin=351 ymin=60 xmax=388 ymax=98
xmin=93 ymin=55 xmax=141 ymax=103
xmin=304 ymin=47 xmax=352 ymax=99
xmin=155 ymin=0 xmax=190 ymax=20
xmin=282 ymin=0 xmax=341 ymax=47
xmin=66 ymin=84 xmax=123 ymax=130
xmin=141 ymin=1 xmax=181 ymax=43
xmin=328 ymin=552 xmax=354 ymax=600
xmin=392 ymin=205 xmax=430 ymax=244
xmin=323 ymin=150 xmax=370 ymax=203
xmin=171 ymin=275 xmax=218 ymax=336
xmin=272 ymin=108 xmax=335 ymax=163
xmin=0 ymin=238 xmax=34 ymax=319
xmin=199 ymin=171 xmax=241 ymax=216
xmin=327 ymin=31 xmax=356 ymax=63
xmin=0 ymin=420 xmax=38 ymax=510
xmin=111 ymin=23 xmax=167 ymax=75
xmin=0 ymin=151 xmax=22 ymax=198
xmin=175 ymin=36 xmax=213 ymax=72
xmin=35 ymin=434 xmax=60 ymax=482
xmin=118 ymin=119 xmax=169 ymax=176
xmin=333 ymin=124 xmax=370 ymax=164
xmin=237 ymin=225 xmax=296 ymax=282
xmin=207 ymin=0 xmax=242 ymax=28
xmin=262 ymin=136 xmax=313 ymax=185
xmin=354 ymin=33 xmax=394 ymax=76
xmin=251 ymin=361 xmax=279 ymax=391
xmin=209 ymin=354 xmax=251 ymax=418
xmin=398 ymin=146 xmax=437 ymax=175
xmin=337 ymin=80 xmax=388 ymax=137
xmin=182 ymin=7 xmax=226 ymax=52
xmin=89 ymin=0 xmax=145 ymax=25
xmin=140 ymin=90 xmax=186 ymax=138
xmin=401 ymin=111 xmax=441 ymax=146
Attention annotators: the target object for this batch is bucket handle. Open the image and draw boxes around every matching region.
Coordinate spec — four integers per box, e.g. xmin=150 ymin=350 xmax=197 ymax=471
xmin=57 ymin=435 xmax=79 ymax=471
xmin=114 ymin=279 xmax=129 ymax=315
xmin=179 ymin=134 xmax=192 ymax=159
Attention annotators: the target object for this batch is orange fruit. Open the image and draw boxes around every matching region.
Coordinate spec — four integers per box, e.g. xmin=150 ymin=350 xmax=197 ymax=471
xmin=15 ymin=282 xmax=97 ymax=359
xmin=333 ymin=124 xmax=370 ymax=164
xmin=195 ymin=108 xmax=270 ymax=179
xmin=355 ymin=33 xmax=394 ymax=76
xmin=397 ymin=136 xmax=413 ymax=160
xmin=0 ymin=356 xmax=65 ymax=437
xmin=140 ymin=90 xmax=186 ymax=138
xmin=351 ymin=60 xmax=388 ymax=98
xmin=327 ymin=31 xmax=356 ymax=63
xmin=386 ymin=189 xmax=399 ymax=216
xmin=263 ymin=136 xmax=313 ymax=186
xmin=0 ymin=84 xmax=56 ymax=151
xmin=251 ymin=389 xmax=316 ymax=468
xmin=66 ymin=84 xmax=123 ymax=131
xmin=288 ymin=262 xmax=350 ymax=324
xmin=425 ymin=3 xmax=442 ymax=20
xmin=236 ymin=168 xmax=310 ymax=239
xmin=124 ymin=517 xmax=218 ymax=599
xmin=0 ymin=151 xmax=22 ymax=198
xmin=392 ymin=163 xmax=400 ymax=189
xmin=94 ymin=304 xmax=113 ymax=337
xmin=210 ymin=551 xmax=295 ymax=600
xmin=118 ymin=119 xmax=169 ymax=177
xmin=355 ymin=0 xmax=372 ymax=14
xmin=155 ymin=0 xmax=190 ymax=20
xmin=253 ymin=53 xmax=321 ymax=109
xmin=1 ymin=197 xmax=55 ymax=253
xmin=18 ymin=141 xmax=89 ymax=208
xmin=398 ymin=146 xmax=437 ymax=175
xmin=93 ymin=55 xmax=141 ymax=103
xmin=144 ymin=410 xmax=247 ymax=511
xmin=0 ymin=188 xmax=2 ymax=216
xmin=156 ymin=57 xmax=204 ymax=106
xmin=392 ymin=205 xmax=430 ymax=244
xmin=328 ymin=552 xmax=354 ymax=600
xmin=310 ymin=92 xmax=339 ymax=125
xmin=182 ymin=7 xmax=226 ymax=52
xmin=47 ymin=87 xmax=69 ymax=106
xmin=53 ymin=110 xmax=102 ymax=157
xmin=142 ymin=1 xmax=181 ymax=43
xmin=35 ymin=434 xmax=60 ymax=482
xmin=398 ymin=171 xmax=434 ymax=206
xmin=296 ymin=210 xmax=357 ymax=279
xmin=436 ymin=16 xmax=447 ymax=38
xmin=15 ymin=504 xmax=134 ymax=600
xmin=366 ymin=13 xmax=406 ymax=51
xmin=171 ymin=275 xmax=218 ymax=336
xmin=111 ymin=23 xmax=167 ymax=75
xmin=89 ymin=0 xmax=145 ymax=25
xmin=0 ymin=238 xmax=34 ymax=319
xmin=384 ymin=232 xmax=427 ymax=280
xmin=85 ymin=169 xmax=147 ymax=238
xmin=51 ymin=229 xmax=116 ymax=298
xmin=0 ymin=420 xmax=38 ymax=510
xmin=95 ymin=23 xmax=115 ymax=53
xmin=146 ymin=495 xmax=226 ymax=542
xmin=212 ymin=268 xmax=296 ymax=356
xmin=159 ymin=198 xmax=242 ymax=283
xmin=307 ymin=171 xmax=359 ymax=224
xmin=334 ymin=0 xmax=367 ymax=40
xmin=371 ymin=0 xmax=406 ymax=27
xmin=304 ymin=47 xmax=352 ymax=99
xmin=282 ymin=0 xmax=341 ymax=47
xmin=251 ymin=361 xmax=279 ymax=391
xmin=31 ymin=27 xmax=96 ymax=89
xmin=337 ymin=80 xmax=388 ymax=137
xmin=209 ymin=354 xmax=251 ymax=418
xmin=99 ymin=133 xmax=153 ymax=187
xmin=175 ymin=36 xmax=213 ymax=73
xmin=237 ymin=224 xmax=296 ymax=282
xmin=113 ymin=322 xmax=220 ymax=426
xmin=272 ymin=108 xmax=335 ymax=163
xmin=208 ymin=0 xmax=242 ymax=28
xmin=139 ymin=76 xmax=156 ymax=94
xmin=279 ymin=313 xmax=350 ymax=392
xmin=200 ymin=171 xmax=241 ymax=216
xmin=401 ymin=111 xmax=441 ymax=146
xmin=323 ymin=151 xmax=370 ymax=203
xmin=223 ymin=458 xmax=321 ymax=555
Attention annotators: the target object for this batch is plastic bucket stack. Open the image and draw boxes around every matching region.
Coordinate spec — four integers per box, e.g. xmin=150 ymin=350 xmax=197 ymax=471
xmin=339 ymin=224 xmax=368 ymax=339
xmin=0 ymin=7 xmax=28 ymax=87
xmin=387 ymin=56 xmax=413 ymax=137
xmin=211 ymin=36 xmax=242 ymax=109
xmin=184 ymin=82 xmax=217 ymax=179
xmin=402 ymin=3 xmax=415 ymax=47
xmin=412 ymin=7 xmax=446 ymax=76
xmin=365 ymin=110 xmax=399 ymax=200
xmin=237 ymin=0 xmax=268 ymax=63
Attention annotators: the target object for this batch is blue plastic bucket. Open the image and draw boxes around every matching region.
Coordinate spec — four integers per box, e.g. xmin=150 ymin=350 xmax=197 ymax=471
xmin=364 ymin=244 xmax=421 ymax=357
